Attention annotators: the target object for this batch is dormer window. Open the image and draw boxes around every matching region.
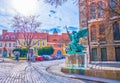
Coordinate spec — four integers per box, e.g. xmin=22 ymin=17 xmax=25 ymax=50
xmin=5 ymin=35 xmax=9 ymax=39
xmin=53 ymin=39 xmax=57 ymax=41
xmin=11 ymin=36 xmax=15 ymax=40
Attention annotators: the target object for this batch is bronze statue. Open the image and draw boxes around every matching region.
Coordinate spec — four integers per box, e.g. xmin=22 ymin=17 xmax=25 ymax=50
xmin=65 ymin=26 xmax=88 ymax=54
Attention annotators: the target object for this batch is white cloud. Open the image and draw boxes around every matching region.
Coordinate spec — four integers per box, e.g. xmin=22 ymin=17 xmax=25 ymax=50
xmin=0 ymin=0 xmax=79 ymax=33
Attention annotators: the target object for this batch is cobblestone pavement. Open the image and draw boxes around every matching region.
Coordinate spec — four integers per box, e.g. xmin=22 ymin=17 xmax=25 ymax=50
xmin=0 ymin=59 xmax=98 ymax=83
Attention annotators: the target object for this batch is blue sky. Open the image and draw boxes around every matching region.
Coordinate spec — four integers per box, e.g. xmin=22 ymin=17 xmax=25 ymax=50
xmin=0 ymin=0 xmax=79 ymax=34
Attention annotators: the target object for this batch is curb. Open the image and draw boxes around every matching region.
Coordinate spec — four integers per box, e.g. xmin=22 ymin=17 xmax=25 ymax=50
xmin=46 ymin=63 xmax=106 ymax=83
xmin=46 ymin=63 xmax=120 ymax=83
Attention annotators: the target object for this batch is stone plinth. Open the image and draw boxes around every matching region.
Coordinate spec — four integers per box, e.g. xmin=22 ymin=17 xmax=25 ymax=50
xmin=65 ymin=54 xmax=87 ymax=68
xmin=62 ymin=54 xmax=120 ymax=80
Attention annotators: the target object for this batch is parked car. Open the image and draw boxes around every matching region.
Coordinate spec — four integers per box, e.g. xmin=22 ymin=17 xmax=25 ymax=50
xmin=42 ymin=55 xmax=52 ymax=60
xmin=51 ymin=55 xmax=57 ymax=60
xmin=56 ymin=54 xmax=65 ymax=59
xmin=35 ymin=56 xmax=43 ymax=61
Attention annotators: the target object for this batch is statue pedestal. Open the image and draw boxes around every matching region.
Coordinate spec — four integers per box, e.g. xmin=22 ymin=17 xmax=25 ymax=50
xmin=65 ymin=54 xmax=88 ymax=68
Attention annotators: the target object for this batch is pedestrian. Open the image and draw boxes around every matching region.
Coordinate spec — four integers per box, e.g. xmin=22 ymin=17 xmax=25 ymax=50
xmin=14 ymin=51 xmax=20 ymax=62
xmin=2 ymin=50 xmax=7 ymax=62
xmin=16 ymin=52 xmax=19 ymax=61
xmin=27 ymin=53 xmax=30 ymax=61
xmin=9 ymin=52 xmax=11 ymax=57
xmin=32 ymin=52 xmax=36 ymax=61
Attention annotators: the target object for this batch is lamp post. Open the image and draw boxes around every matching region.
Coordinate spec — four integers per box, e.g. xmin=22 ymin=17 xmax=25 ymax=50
xmin=85 ymin=0 xmax=91 ymax=65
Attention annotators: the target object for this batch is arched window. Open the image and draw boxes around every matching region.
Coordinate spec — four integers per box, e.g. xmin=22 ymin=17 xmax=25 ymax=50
xmin=90 ymin=3 xmax=96 ymax=19
xmin=109 ymin=0 xmax=116 ymax=10
xmin=113 ymin=22 xmax=120 ymax=40
xmin=91 ymin=25 xmax=97 ymax=41
xmin=98 ymin=1 xmax=104 ymax=18
xmin=99 ymin=25 xmax=105 ymax=41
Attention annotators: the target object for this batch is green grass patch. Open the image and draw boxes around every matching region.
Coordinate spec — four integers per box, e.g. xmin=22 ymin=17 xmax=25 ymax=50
xmin=6 ymin=56 xmax=26 ymax=60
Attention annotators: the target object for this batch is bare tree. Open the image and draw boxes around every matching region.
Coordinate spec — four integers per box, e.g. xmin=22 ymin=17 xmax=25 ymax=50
xmin=44 ymin=0 xmax=78 ymax=7
xmin=44 ymin=0 xmax=67 ymax=7
xmin=12 ymin=15 xmax=41 ymax=51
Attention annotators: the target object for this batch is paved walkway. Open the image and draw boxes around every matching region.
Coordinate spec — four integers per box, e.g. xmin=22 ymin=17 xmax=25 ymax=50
xmin=0 ymin=58 xmax=120 ymax=83
xmin=0 ymin=59 xmax=95 ymax=83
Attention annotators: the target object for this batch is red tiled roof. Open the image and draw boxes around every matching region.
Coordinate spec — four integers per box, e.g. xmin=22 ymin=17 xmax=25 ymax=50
xmin=1 ymin=32 xmax=16 ymax=41
xmin=62 ymin=33 xmax=69 ymax=40
xmin=0 ymin=30 xmax=69 ymax=43
xmin=18 ymin=32 xmax=48 ymax=39
xmin=47 ymin=33 xmax=69 ymax=43
xmin=48 ymin=34 xmax=62 ymax=43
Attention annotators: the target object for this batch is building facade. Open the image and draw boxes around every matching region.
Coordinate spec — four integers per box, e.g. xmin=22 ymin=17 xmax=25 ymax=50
xmin=79 ymin=0 xmax=120 ymax=61
xmin=47 ymin=33 xmax=69 ymax=55
xmin=0 ymin=30 xmax=69 ymax=56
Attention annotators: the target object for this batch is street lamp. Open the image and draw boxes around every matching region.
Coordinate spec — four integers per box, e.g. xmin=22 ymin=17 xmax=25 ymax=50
xmin=85 ymin=0 xmax=91 ymax=65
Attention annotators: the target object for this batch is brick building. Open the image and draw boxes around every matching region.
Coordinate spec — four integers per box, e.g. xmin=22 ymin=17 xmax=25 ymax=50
xmin=79 ymin=0 xmax=120 ymax=61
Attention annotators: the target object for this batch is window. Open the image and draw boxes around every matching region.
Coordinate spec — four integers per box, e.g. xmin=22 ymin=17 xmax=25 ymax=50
xmin=13 ymin=43 xmax=16 ymax=47
xmin=113 ymin=22 xmax=120 ymax=40
xmin=90 ymin=3 xmax=96 ymax=19
xmin=92 ymin=48 xmax=98 ymax=61
xmin=0 ymin=35 xmax=2 ymax=39
xmin=32 ymin=41 xmax=35 ymax=45
xmin=38 ymin=41 xmax=40 ymax=45
xmin=109 ymin=0 xmax=116 ymax=10
xmin=0 ymin=49 xmax=2 ymax=54
xmin=0 ymin=42 xmax=2 ymax=47
xmin=42 ymin=41 xmax=44 ymax=46
xmin=5 ymin=35 xmax=9 ymax=39
xmin=11 ymin=36 xmax=15 ymax=40
xmin=98 ymin=1 xmax=104 ymax=18
xmin=101 ymin=48 xmax=107 ymax=61
xmin=115 ymin=47 xmax=120 ymax=61
xmin=58 ymin=44 xmax=61 ymax=48
xmin=24 ymin=42 xmax=26 ymax=46
xmin=5 ymin=43 xmax=7 ymax=47
xmin=99 ymin=25 xmax=106 ymax=41
xmin=9 ymin=43 xmax=11 ymax=47
xmin=91 ymin=25 xmax=97 ymax=41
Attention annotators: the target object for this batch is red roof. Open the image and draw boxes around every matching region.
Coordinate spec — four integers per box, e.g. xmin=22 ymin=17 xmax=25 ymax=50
xmin=1 ymin=32 xmax=16 ymax=41
xmin=62 ymin=33 xmax=69 ymax=40
xmin=0 ymin=30 xmax=69 ymax=43
xmin=47 ymin=33 xmax=69 ymax=43
xmin=48 ymin=34 xmax=62 ymax=43
xmin=18 ymin=32 xmax=48 ymax=39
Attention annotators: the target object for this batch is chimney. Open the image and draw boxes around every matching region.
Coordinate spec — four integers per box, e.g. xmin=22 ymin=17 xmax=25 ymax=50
xmin=2 ymin=30 xmax=7 ymax=35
